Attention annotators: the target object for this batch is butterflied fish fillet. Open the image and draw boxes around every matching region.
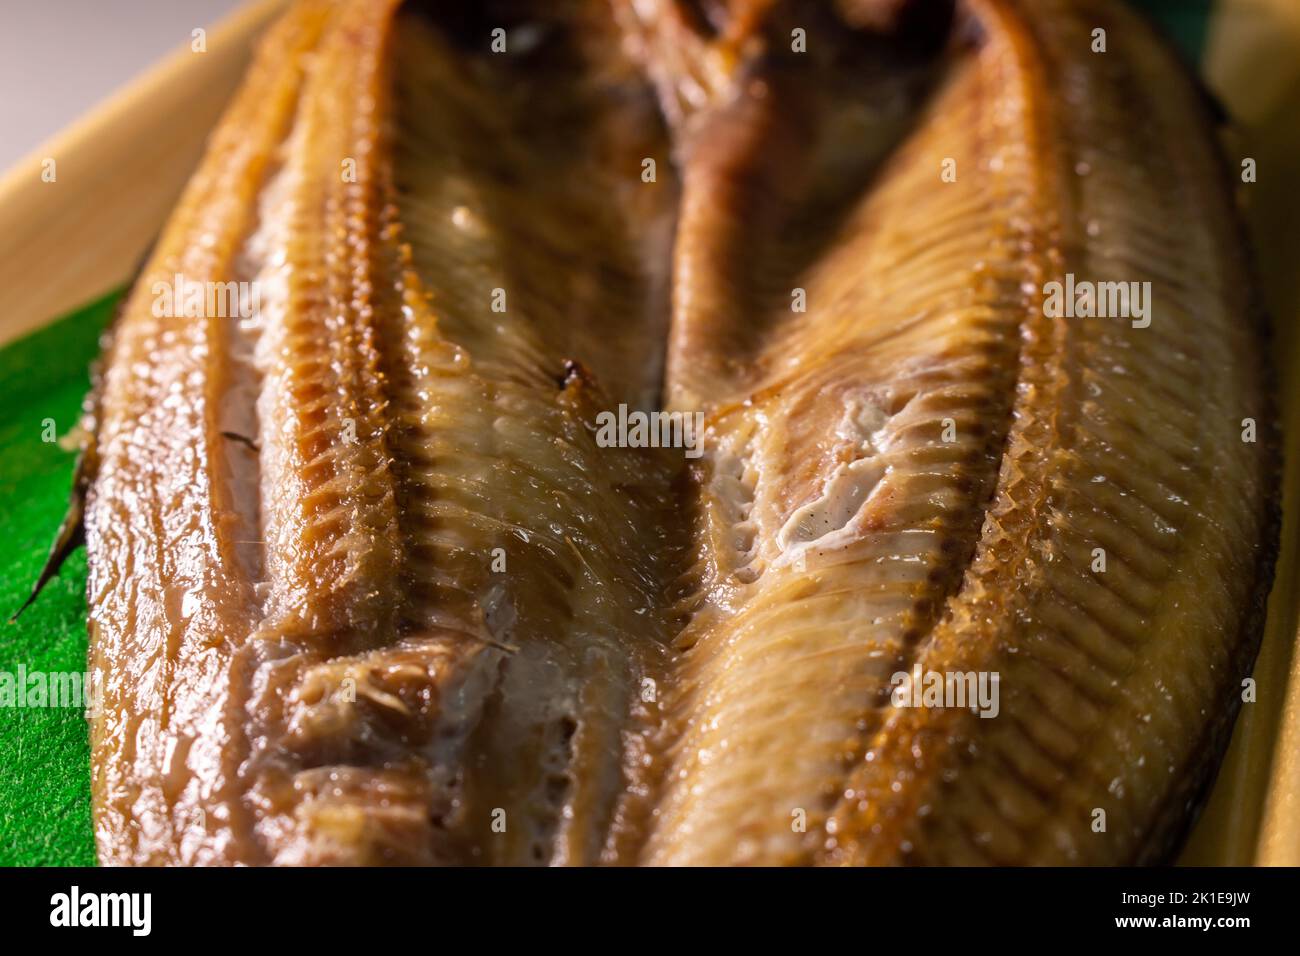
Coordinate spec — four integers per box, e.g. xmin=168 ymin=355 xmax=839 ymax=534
xmin=67 ymin=0 xmax=1275 ymax=865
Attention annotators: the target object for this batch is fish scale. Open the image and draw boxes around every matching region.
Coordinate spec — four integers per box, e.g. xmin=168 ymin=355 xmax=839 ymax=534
xmin=76 ymin=0 xmax=1276 ymax=866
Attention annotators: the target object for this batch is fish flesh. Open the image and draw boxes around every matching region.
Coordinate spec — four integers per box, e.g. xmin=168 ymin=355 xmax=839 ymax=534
xmin=69 ymin=0 xmax=1276 ymax=865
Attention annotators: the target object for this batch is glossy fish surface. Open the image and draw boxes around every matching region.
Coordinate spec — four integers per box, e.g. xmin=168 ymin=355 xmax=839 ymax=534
xmin=78 ymin=0 xmax=1276 ymax=865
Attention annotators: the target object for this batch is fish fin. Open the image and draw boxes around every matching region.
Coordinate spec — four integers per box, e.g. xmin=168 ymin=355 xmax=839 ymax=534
xmin=11 ymin=453 xmax=89 ymax=622
xmin=11 ymin=239 xmax=143 ymax=622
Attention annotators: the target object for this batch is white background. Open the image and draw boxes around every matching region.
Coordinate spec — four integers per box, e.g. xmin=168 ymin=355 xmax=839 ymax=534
xmin=0 ymin=0 xmax=243 ymax=173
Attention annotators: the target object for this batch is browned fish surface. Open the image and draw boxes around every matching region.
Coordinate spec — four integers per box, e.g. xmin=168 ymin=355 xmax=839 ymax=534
xmin=78 ymin=0 xmax=1276 ymax=865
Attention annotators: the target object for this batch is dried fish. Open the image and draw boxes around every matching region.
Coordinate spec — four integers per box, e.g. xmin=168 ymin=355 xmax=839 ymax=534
xmin=77 ymin=0 xmax=1275 ymax=865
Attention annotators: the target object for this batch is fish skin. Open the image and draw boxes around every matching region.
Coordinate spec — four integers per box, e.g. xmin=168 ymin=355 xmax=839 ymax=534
xmin=814 ymin=0 xmax=1276 ymax=866
xmin=644 ymin=1 xmax=1034 ymax=864
xmin=87 ymin=0 xmax=686 ymax=867
xmin=645 ymin=0 xmax=1276 ymax=864
xmin=87 ymin=0 xmax=338 ymax=865
xmin=78 ymin=0 xmax=1275 ymax=866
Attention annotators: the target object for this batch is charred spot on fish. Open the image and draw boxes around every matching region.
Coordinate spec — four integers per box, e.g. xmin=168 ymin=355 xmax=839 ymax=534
xmin=555 ymin=357 xmax=594 ymax=392
xmin=220 ymin=430 xmax=261 ymax=453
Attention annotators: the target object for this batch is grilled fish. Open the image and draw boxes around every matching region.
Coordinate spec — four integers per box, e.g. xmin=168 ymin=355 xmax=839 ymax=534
xmin=71 ymin=0 xmax=1275 ymax=865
